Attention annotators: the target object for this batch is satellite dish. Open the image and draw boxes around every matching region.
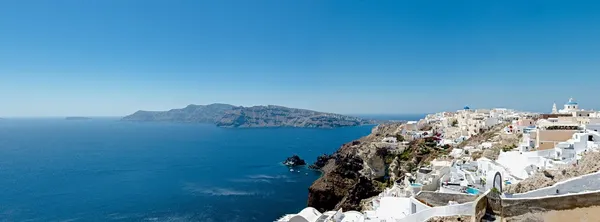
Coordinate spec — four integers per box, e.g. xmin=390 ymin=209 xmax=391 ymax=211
xmin=493 ymin=172 xmax=502 ymax=192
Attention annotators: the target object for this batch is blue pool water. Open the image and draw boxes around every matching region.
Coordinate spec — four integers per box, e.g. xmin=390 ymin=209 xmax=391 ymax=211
xmin=466 ymin=187 xmax=480 ymax=195
xmin=0 ymin=118 xmax=378 ymax=222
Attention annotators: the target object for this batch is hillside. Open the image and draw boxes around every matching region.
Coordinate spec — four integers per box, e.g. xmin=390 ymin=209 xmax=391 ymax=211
xmin=216 ymin=105 xmax=372 ymax=128
xmin=306 ymin=123 xmax=451 ymax=211
xmin=122 ymin=103 xmax=236 ymax=123
xmin=122 ymin=104 xmax=373 ymax=128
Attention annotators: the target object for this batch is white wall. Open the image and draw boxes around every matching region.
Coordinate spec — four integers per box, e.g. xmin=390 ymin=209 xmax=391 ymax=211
xmin=506 ymin=171 xmax=600 ymax=198
xmin=585 ymin=124 xmax=600 ymax=132
xmin=485 ymin=117 xmax=499 ymax=128
xmin=409 ymin=196 xmax=430 ymax=214
xmin=397 ymin=202 xmax=473 ymax=222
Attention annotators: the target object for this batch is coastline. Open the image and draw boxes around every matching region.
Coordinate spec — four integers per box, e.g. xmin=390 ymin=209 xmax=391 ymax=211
xmin=303 ymin=116 xmax=422 ymax=212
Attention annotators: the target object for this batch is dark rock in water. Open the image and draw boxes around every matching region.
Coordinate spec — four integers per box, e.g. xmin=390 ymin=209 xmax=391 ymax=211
xmin=309 ymin=154 xmax=333 ymax=170
xmin=283 ymin=155 xmax=306 ymax=167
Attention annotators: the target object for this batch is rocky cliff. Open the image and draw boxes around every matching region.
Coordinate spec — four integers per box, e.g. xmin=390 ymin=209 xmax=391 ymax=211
xmin=122 ymin=103 xmax=236 ymax=123
xmin=306 ymin=124 xmax=399 ymax=212
xmin=216 ymin=105 xmax=372 ymax=128
xmin=307 ymin=123 xmax=453 ymax=212
xmin=123 ymin=104 xmax=373 ymax=128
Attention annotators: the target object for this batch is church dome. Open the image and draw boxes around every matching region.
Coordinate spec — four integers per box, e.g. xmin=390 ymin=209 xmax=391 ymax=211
xmin=566 ymin=98 xmax=578 ymax=105
xmin=464 ymin=106 xmax=470 ymax=110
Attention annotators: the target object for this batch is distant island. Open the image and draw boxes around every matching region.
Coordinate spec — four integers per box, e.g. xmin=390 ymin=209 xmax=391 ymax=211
xmin=65 ymin=117 xmax=92 ymax=120
xmin=122 ymin=103 xmax=376 ymax=128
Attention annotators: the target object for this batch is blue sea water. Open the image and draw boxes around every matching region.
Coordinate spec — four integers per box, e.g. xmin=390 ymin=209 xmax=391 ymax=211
xmin=0 ymin=118 xmax=377 ymax=222
xmin=0 ymin=115 xmax=422 ymax=222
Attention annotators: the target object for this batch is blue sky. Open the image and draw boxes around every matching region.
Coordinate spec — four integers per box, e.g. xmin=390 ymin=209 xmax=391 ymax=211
xmin=1 ymin=0 xmax=600 ymax=116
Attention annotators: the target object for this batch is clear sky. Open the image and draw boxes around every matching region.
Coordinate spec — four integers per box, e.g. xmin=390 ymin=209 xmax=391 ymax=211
xmin=1 ymin=0 xmax=600 ymax=117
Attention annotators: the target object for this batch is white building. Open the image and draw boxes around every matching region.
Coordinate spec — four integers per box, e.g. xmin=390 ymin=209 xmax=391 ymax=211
xmin=557 ymin=98 xmax=581 ymax=114
xmin=276 ymin=208 xmax=347 ymax=222
xmin=585 ymin=118 xmax=600 ymax=133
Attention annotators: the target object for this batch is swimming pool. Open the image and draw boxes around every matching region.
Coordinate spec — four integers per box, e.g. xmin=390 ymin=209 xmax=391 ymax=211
xmin=466 ymin=187 xmax=480 ymax=195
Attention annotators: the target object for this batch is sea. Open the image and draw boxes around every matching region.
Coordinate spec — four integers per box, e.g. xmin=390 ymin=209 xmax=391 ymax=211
xmin=0 ymin=116 xmax=422 ymax=222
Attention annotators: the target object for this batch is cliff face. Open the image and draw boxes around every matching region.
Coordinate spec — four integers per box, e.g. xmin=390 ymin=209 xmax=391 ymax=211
xmin=216 ymin=105 xmax=372 ymax=128
xmin=123 ymin=104 xmax=373 ymax=128
xmin=307 ymin=123 xmax=404 ymax=212
xmin=122 ymin=103 xmax=235 ymax=123
xmin=307 ymin=123 xmax=451 ymax=212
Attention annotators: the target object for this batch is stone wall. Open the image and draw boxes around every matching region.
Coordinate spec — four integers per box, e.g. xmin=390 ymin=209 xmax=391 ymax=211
xmin=415 ymin=191 xmax=478 ymax=207
xmin=471 ymin=190 xmax=489 ymax=222
xmin=502 ymin=190 xmax=600 ymax=218
xmin=486 ymin=189 xmax=502 ymax=215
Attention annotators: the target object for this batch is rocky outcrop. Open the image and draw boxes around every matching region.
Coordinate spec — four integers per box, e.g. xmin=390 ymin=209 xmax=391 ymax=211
xmin=307 ymin=153 xmax=373 ymax=212
xmin=283 ymin=155 xmax=306 ymax=167
xmin=306 ymin=122 xmax=453 ymax=212
xmin=309 ymin=154 xmax=333 ymax=170
xmin=123 ymin=104 xmax=375 ymax=128
xmin=307 ymin=123 xmax=402 ymax=212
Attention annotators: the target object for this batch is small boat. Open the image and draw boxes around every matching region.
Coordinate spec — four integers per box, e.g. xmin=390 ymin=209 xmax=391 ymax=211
xmin=290 ymin=169 xmax=294 ymax=172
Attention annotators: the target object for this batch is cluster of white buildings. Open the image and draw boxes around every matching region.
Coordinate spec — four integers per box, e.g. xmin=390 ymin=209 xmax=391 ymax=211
xmin=277 ymin=98 xmax=600 ymax=222
xmin=501 ymin=98 xmax=600 ymax=170
xmin=417 ymin=106 xmax=528 ymax=146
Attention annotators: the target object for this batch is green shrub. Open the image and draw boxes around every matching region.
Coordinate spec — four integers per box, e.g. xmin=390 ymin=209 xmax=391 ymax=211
xmin=395 ymin=134 xmax=405 ymax=142
xmin=400 ymin=150 xmax=411 ymax=161
xmin=491 ymin=187 xmax=500 ymax=194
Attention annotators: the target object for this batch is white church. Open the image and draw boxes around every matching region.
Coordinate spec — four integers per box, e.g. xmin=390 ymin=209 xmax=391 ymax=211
xmin=552 ymin=98 xmax=581 ymax=114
